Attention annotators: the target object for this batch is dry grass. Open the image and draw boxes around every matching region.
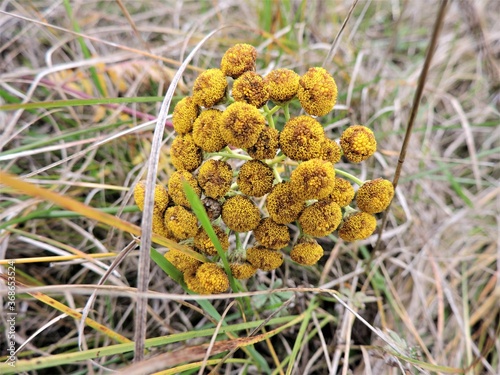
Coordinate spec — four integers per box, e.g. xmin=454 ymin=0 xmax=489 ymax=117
xmin=0 ymin=0 xmax=499 ymax=374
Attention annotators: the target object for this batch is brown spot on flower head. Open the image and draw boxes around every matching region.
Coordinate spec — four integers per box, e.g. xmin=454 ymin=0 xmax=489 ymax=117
xmin=232 ymin=71 xmax=269 ymax=108
xmin=237 ymin=160 xmax=274 ymax=197
xmin=168 ymin=170 xmax=201 ymax=208
xmin=246 ymin=245 xmax=283 ymax=271
xmin=172 ymin=96 xmax=200 ymax=135
xmin=196 ymin=263 xmax=229 ymax=294
xmin=164 ymin=205 xmax=198 ymax=240
xmin=264 ymin=68 xmax=300 ymax=104
xmin=133 ymin=180 xmax=169 ymax=213
xmin=298 ymin=200 xmax=342 ymax=237
xmin=290 ymin=158 xmax=335 ymax=200
xmin=220 ymin=43 xmax=257 ymax=78
xmin=265 ymin=182 xmax=305 ymax=224
xmin=326 ymin=177 xmax=355 ymax=207
xmin=220 ymin=102 xmax=265 ymax=149
xmin=194 ymin=225 xmax=229 ymax=256
xmin=279 ymin=116 xmax=324 ymax=161
xmin=247 ymin=126 xmax=279 ymax=160
xmin=222 ymin=195 xmax=261 ymax=232
xmin=290 ymin=238 xmax=323 ymax=266
xmin=338 ymin=211 xmax=377 ymax=242
xmin=297 ymin=67 xmax=337 ymax=116
xmin=340 ymin=125 xmax=377 ymax=163
xmin=253 ymin=217 xmax=290 ymax=250
xmin=356 ymin=178 xmax=394 ymax=214
xmin=192 ymin=68 xmax=228 ymax=108
xmin=192 ymin=109 xmax=227 ymax=152
xmin=230 ymin=262 xmax=257 ymax=279
xmin=319 ymin=137 xmax=341 ymax=164
xmin=170 ymin=133 xmax=202 ymax=172
xmin=165 ymin=248 xmax=201 ymax=274
xmin=197 ymin=159 xmax=233 ymax=199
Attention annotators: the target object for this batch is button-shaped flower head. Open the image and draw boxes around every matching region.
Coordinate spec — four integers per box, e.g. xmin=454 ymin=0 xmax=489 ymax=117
xmin=195 ymin=263 xmax=229 ymax=294
xmin=247 ymin=126 xmax=280 ymax=160
xmin=298 ymin=199 xmax=342 ymax=237
xmin=290 ymin=238 xmax=324 ymax=266
xmin=232 ymin=71 xmax=269 ymax=108
xmin=222 ymin=195 xmax=261 ymax=232
xmin=264 ymin=68 xmax=300 ymax=104
xmin=172 ymin=96 xmax=200 ymax=135
xmin=220 ymin=102 xmax=265 ymax=149
xmin=164 ymin=205 xmax=198 ymax=240
xmin=265 ymin=182 xmax=305 ymax=224
xmin=289 ymin=158 xmax=335 ymax=200
xmin=192 ymin=68 xmax=227 ymax=108
xmin=253 ymin=217 xmax=290 ymax=250
xmin=170 ymin=133 xmax=202 ymax=172
xmin=197 ymin=159 xmax=233 ymax=199
xmin=246 ymin=246 xmax=284 ymax=271
xmin=164 ymin=248 xmax=201 ymax=274
xmin=237 ymin=160 xmax=274 ymax=197
xmin=192 ymin=109 xmax=227 ymax=152
xmin=230 ymin=262 xmax=257 ymax=280
xmin=297 ymin=67 xmax=337 ymax=116
xmin=326 ymin=177 xmax=355 ymax=207
xmin=167 ymin=170 xmax=201 ymax=208
xmin=280 ymin=116 xmax=325 ymax=161
xmin=133 ymin=180 xmax=170 ymax=213
xmin=194 ymin=225 xmax=229 ymax=256
xmin=338 ymin=211 xmax=377 ymax=242
xmin=356 ymin=178 xmax=394 ymax=214
xmin=340 ymin=125 xmax=377 ymax=163
xmin=220 ymin=43 xmax=257 ymax=78
xmin=319 ymin=138 xmax=342 ymax=164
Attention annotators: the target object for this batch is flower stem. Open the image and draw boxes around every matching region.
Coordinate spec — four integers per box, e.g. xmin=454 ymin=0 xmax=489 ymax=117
xmin=206 ymin=151 xmax=253 ymax=161
xmin=263 ymin=104 xmax=280 ymax=129
xmin=283 ymin=103 xmax=290 ymax=122
xmin=335 ymin=168 xmax=364 ymax=186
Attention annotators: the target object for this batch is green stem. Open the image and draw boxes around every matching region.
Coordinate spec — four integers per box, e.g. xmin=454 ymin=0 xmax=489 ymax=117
xmin=335 ymin=168 xmax=364 ymax=186
xmin=266 ymin=154 xmax=287 ymax=166
xmin=206 ymin=151 xmax=253 ymax=161
xmin=283 ymin=103 xmax=290 ymax=122
xmin=263 ymin=104 xmax=279 ymax=129
xmin=272 ymin=164 xmax=282 ymax=183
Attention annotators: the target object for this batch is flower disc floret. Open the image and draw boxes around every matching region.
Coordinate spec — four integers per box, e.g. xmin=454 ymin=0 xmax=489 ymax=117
xmin=197 ymin=159 xmax=233 ymax=199
xmin=264 ymin=68 xmax=300 ymax=103
xmin=246 ymin=246 xmax=284 ymax=271
xmin=196 ymin=263 xmax=229 ymax=294
xmin=184 ymin=269 xmax=207 ymax=294
xmin=297 ymin=67 xmax=338 ymax=116
xmin=164 ymin=206 xmax=198 ymax=240
xmin=299 ymin=200 xmax=342 ymax=237
xmin=237 ymin=160 xmax=274 ymax=197
xmin=220 ymin=102 xmax=265 ymax=149
xmin=220 ymin=43 xmax=257 ymax=78
xmin=222 ymin=195 xmax=261 ymax=232
xmin=192 ymin=109 xmax=227 ymax=152
xmin=168 ymin=170 xmax=201 ymax=208
xmin=232 ymin=71 xmax=269 ymax=108
xmin=253 ymin=217 xmax=290 ymax=250
xmin=290 ymin=159 xmax=335 ymax=200
xmin=170 ymin=133 xmax=202 ymax=172
xmin=280 ymin=116 xmax=325 ymax=161
xmin=164 ymin=248 xmax=201 ymax=274
xmin=319 ymin=137 xmax=341 ymax=164
xmin=133 ymin=181 xmax=170 ymax=213
xmin=247 ymin=127 xmax=279 ymax=160
xmin=230 ymin=262 xmax=257 ymax=279
xmin=326 ymin=177 xmax=355 ymax=207
xmin=194 ymin=225 xmax=229 ymax=256
xmin=192 ymin=68 xmax=227 ymax=108
xmin=172 ymin=96 xmax=200 ymax=135
xmin=338 ymin=211 xmax=377 ymax=242
xmin=356 ymin=178 xmax=394 ymax=214
xmin=340 ymin=125 xmax=377 ymax=163
xmin=290 ymin=239 xmax=324 ymax=266
xmin=265 ymin=182 xmax=305 ymax=224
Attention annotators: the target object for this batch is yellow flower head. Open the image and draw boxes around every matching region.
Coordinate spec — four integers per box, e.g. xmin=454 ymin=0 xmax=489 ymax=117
xmin=247 ymin=126 xmax=280 ymax=160
xmin=338 ymin=211 xmax=377 ymax=242
xmin=192 ymin=109 xmax=227 ymax=152
xmin=194 ymin=225 xmax=229 ymax=256
xmin=297 ymin=67 xmax=337 ymax=116
xmin=264 ymin=68 xmax=300 ymax=104
xmin=290 ymin=158 xmax=335 ymax=200
xmin=340 ymin=125 xmax=377 ymax=163
xmin=230 ymin=262 xmax=257 ymax=280
xmin=265 ymin=182 xmax=305 ymax=224
xmin=246 ymin=246 xmax=284 ymax=271
xmin=172 ymin=96 xmax=200 ymax=135
xmin=196 ymin=263 xmax=229 ymax=294
xmin=197 ymin=159 xmax=233 ymax=199
xmin=164 ymin=205 xmax=198 ymax=240
xmin=356 ymin=178 xmax=394 ymax=214
xmin=232 ymin=71 xmax=269 ymax=108
xmin=253 ymin=217 xmax=290 ymax=250
xmin=279 ymin=116 xmax=324 ymax=161
xmin=298 ymin=200 xmax=342 ymax=237
xmin=237 ymin=160 xmax=274 ymax=197
xmin=164 ymin=248 xmax=201 ymax=274
xmin=133 ymin=180 xmax=170 ymax=213
xmin=192 ymin=68 xmax=227 ymax=108
xmin=222 ymin=195 xmax=261 ymax=232
xmin=153 ymin=211 xmax=176 ymax=239
xmin=167 ymin=170 xmax=201 ymax=208
xmin=220 ymin=43 xmax=257 ymax=78
xmin=326 ymin=177 xmax=355 ymax=207
xmin=170 ymin=133 xmax=202 ymax=172
xmin=290 ymin=238 xmax=324 ymax=266
xmin=319 ymin=137 xmax=341 ymax=164
xmin=220 ymin=102 xmax=265 ymax=149
xmin=184 ymin=268 xmax=207 ymax=294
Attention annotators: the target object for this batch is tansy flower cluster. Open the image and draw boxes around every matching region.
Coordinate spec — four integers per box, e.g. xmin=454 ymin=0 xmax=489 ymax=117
xmin=133 ymin=43 xmax=394 ymax=294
